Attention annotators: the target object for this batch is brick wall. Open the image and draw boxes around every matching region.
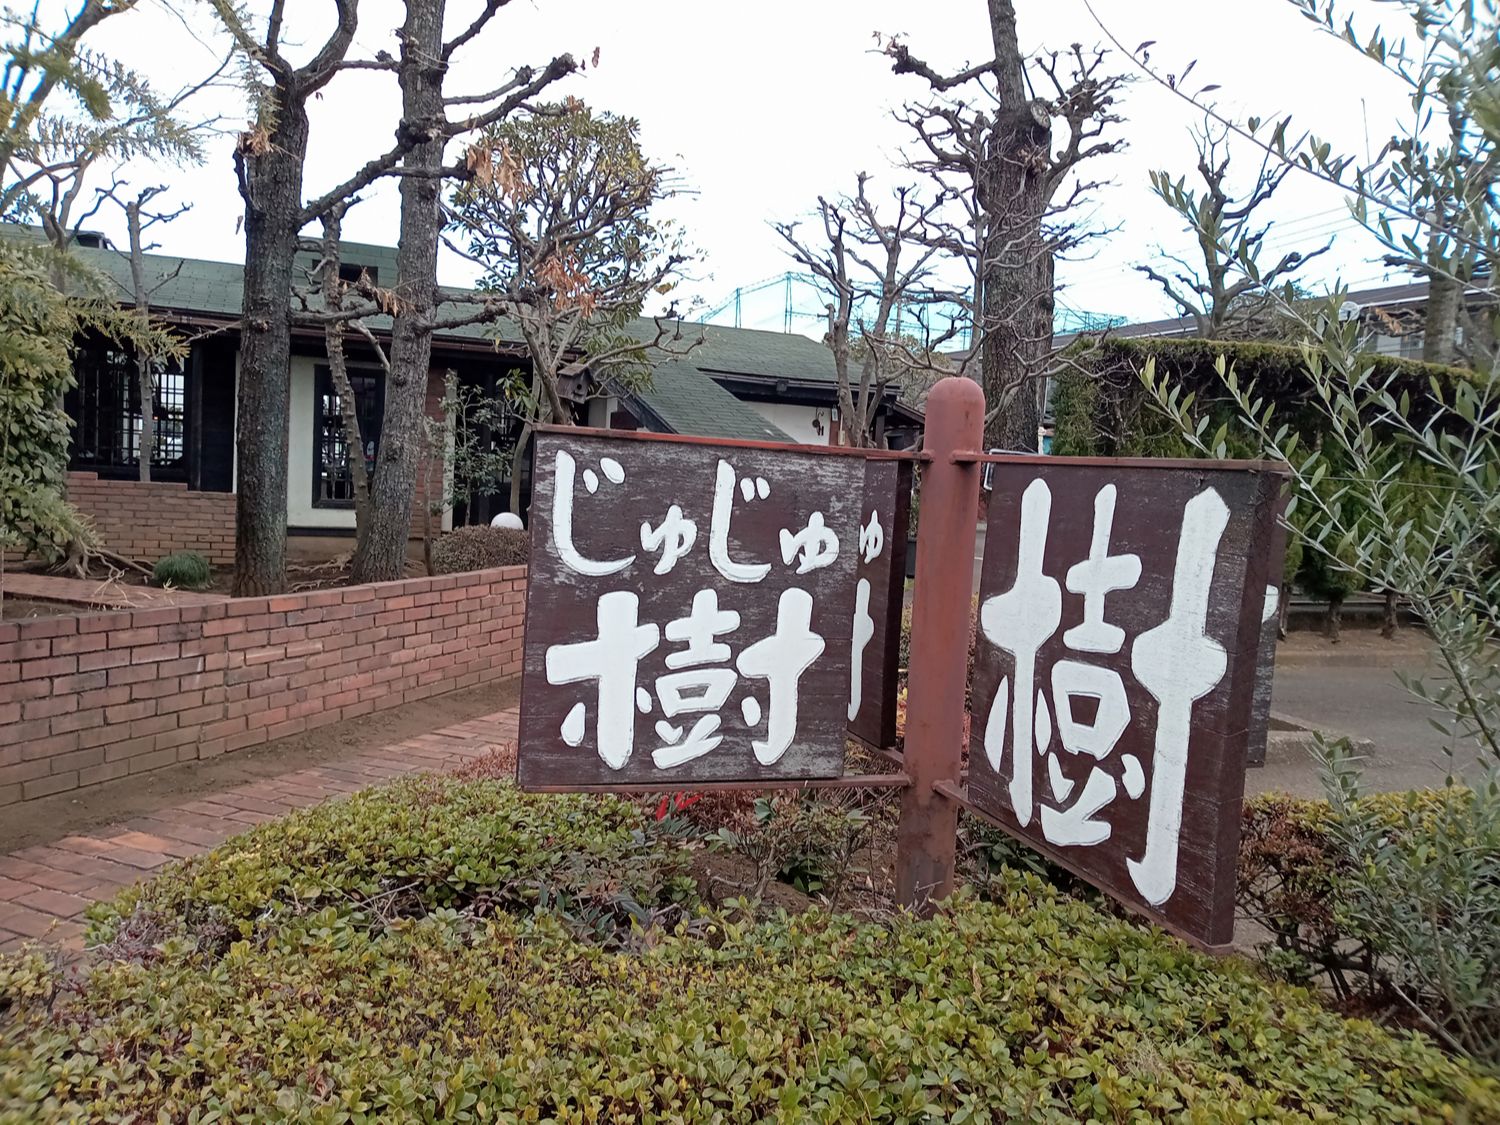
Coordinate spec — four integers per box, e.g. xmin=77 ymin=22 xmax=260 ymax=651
xmin=67 ymin=473 xmax=237 ymax=566
xmin=0 ymin=567 xmax=526 ymax=807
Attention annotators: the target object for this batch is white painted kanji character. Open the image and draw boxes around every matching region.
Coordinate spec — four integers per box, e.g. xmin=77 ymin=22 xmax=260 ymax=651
xmin=551 ymin=450 xmax=634 ymax=577
xmin=779 ymin=511 xmax=840 ymax=574
xmin=737 ymin=588 xmax=825 ymax=765
xmin=709 ymin=459 xmax=770 ymax=583
xmin=1063 ymin=485 xmax=1141 ymax=654
xmin=1127 ymin=487 xmax=1230 ymax=905
xmin=979 ymin=478 xmax=1061 ymax=827
xmin=546 ymin=591 xmax=660 ymax=770
xmin=650 ymin=590 xmax=741 ymax=769
xmin=640 ymin=504 xmax=697 ymax=575
xmin=1039 ymin=660 xmax=1131 ymax=847
xmin=859 ymin=508 xmax=884 ymax=564
xmin=847 ymin=577 xmax=874 ymax=722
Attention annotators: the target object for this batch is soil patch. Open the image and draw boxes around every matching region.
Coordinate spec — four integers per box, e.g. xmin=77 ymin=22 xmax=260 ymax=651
xmin=0 ymin=597 xmax=78 ymax=621
xmin=0 ymin=680 xmax=518 ymax=854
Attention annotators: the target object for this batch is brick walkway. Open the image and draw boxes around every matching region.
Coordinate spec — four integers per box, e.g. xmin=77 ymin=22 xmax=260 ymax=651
xmin=0 ymin=707 xmax=519 ymax=954
xmin=2 ymin=572 xmax=229 ymax=610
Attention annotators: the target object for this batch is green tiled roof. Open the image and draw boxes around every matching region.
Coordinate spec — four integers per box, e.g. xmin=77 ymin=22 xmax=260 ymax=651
xmin=0 ymin=225 xmax=834 ymax=441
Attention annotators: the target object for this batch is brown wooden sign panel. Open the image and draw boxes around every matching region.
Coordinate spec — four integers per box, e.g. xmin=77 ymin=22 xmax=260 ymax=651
xmin=518 ymin=429 xmax=873 ymax=789
xmin=847 ymin=458 xmax=912 ymax=750
xmin=968 ymin=461 xmax=1285 ymax=946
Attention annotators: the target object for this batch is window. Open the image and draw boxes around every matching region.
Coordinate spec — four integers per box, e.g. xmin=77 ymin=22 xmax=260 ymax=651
xmin=70 ymin=337 xmax=187 ymax=477
xmin=338 ymin=262 xmax=377 ymax=286
xmin=313 ymin=365 xmax=384 ymax=507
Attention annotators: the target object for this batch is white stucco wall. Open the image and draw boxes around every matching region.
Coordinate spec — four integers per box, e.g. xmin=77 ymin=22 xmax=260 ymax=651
xmin=745 ymin=401 xmax=837 ymax=446
xmin=287 ymin=358 xmax=356 ymax=531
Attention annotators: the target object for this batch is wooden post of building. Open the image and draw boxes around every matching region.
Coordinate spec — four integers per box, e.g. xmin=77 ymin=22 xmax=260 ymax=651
xmin=895 ymin=376 xmax=984 ymax=911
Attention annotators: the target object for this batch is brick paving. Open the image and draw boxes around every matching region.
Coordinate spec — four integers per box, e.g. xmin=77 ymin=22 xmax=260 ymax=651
xmin=0 ymin=707 xmax=519 ymax=954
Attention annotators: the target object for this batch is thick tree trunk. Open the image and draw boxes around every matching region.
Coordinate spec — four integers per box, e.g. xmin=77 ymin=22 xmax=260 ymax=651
xmin=233 ymin=99 xmax=312 ymax=597
xmin=978 ymin=0 xmax=1053 ymax=454
xmin=318 ymin=207 xmax=373 ymax=553
xmin=351 ymin=0 xmax=447 ymax=585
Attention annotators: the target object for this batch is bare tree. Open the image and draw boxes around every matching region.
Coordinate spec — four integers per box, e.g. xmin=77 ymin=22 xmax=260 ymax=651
xmin=95 ymin=183 xmax=190 ymax=482
xmin=1138 ymin=118 xmax=1333 ymax=339
xmin=886 ymin=2 xmax=1127 ymax=451
xmin=207 ymin=0 xmax=574 ymax=593
xmin=448 ymin=100 xmax=699 ymax=515
xmin=774 ymin=175 xmax=954 ymax=447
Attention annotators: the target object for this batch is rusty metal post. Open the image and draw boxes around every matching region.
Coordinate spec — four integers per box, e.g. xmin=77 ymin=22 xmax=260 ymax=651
xmin=895 ymin=376 xmax=984 ymax=911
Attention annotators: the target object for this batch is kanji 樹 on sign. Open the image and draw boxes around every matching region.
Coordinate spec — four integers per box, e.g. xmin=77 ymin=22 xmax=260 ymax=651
xmin=518 ymin=428 xmax=902 ymax=789
xmin=969 ymin=460 xmax=1285 ymax=946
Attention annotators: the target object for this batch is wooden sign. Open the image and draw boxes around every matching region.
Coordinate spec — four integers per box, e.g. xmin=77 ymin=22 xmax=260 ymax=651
xmin=518 ymin=428 xmax=877 ymax=789
xmin=847 ymin=459 xmax=912 ymax=750
xmin=968 ymin=460 xmax=1285 ymax=946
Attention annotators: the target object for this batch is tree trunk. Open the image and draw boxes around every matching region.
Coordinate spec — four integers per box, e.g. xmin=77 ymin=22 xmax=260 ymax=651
xmin=318 ymin=206 xmax=373 ymax=553
xmin=124 ymin=198 xmax=155 ymax=483
xmin=1423 ymin=269 xmax=1460 ymax=366
xmin=233 ymin=97 xmax=313 ymax=597
xmin=978 ymin=0 xmax=1053 ymax=454
xmin=508 ymin=421 xmax=532 ymax=518
xmin=1277 ymin=580 xmax=1290 ymax=640
xmin=351 ymin=0 xmax=448 ymax=585
xmin=1324 ymin=592 xmax=1344 ymax=643
xmin=1381 ymin=588 xmax=1398 ymax=639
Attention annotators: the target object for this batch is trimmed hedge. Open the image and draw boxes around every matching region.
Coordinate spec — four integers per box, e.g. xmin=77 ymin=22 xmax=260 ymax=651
xmin=1051 ymin=336 xmax=1475 ymax=458
xmin=2 ymin=778 xmax=1497 ymax=1121
xmin=430 ymin=524 xmax=528 ymax=575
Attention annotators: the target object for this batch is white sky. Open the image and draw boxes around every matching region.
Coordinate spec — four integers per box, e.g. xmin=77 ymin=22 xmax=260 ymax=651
xmin=61 ymin=0 xmax=1417 ymax=335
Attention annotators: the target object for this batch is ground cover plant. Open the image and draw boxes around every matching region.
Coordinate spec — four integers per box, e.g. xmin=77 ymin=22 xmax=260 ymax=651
xmin=2 ymin=775 xmax=1497 ymax=1122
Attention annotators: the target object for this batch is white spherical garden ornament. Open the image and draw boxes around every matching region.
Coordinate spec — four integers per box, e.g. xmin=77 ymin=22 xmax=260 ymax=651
xmin=490 ymin=512 xmax=524 ymax=530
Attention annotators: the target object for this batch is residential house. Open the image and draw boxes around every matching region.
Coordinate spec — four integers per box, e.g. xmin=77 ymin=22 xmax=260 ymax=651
xmin=4 ymin=226 xmax=921 ymax=562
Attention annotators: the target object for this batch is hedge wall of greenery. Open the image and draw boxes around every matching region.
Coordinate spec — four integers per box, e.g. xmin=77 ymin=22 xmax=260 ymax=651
xmin=1050 ymin=336 xmax=1475 ymax=459
xmin=1 ymin=775 xmax=1495 ymax=1121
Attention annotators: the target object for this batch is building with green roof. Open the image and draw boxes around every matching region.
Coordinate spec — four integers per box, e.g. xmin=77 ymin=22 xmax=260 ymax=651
xmin=5 ymin=226 xmax=921 ymax=536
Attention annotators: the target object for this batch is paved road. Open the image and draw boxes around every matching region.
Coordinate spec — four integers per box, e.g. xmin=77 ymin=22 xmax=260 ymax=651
xmin=1255 ymin=656 xmax=1483 ymax=797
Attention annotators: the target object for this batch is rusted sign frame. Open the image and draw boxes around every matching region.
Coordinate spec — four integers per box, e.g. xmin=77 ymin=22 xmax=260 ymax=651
xmin=519 ymin=391 xmax=1289 ymax=955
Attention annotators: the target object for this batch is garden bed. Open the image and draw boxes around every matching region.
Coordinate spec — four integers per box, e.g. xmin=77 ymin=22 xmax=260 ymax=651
xmin=0 ymin=775 xmax=1494 ymax=1121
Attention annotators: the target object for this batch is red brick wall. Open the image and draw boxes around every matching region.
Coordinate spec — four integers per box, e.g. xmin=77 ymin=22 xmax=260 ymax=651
xmin=67 ymin=473 xmax=237 ymax=566
xmin=0 ymin=567 xmax=526 ymax=807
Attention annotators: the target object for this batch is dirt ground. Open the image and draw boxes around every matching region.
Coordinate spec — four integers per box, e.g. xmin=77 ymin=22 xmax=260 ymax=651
xmin=0 ymin=596 xmax=78 ymax=621
xmin=0 ymin=680 xmax=519 ymax=854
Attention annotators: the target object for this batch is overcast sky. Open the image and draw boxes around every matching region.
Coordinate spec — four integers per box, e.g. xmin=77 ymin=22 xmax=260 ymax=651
xmin=64 ymin=0 xmax=1415 ymax=335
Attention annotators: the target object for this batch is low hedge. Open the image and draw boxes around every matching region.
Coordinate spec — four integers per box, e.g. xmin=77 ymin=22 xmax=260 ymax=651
xmin=430 ymin=525 xmax=528 ymax=575
xmin=1 ymin=778 xmax=1497 ymax=1121
xmin=1050 ymin=336 xmax=1475 ymax=458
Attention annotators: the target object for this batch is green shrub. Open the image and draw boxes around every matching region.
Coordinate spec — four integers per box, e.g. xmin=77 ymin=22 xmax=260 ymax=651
xmin=87 ymin=775 xmax=699 ymax=953
xmin=150 ymin=550 xmax=212 ymax=590
xmin=429 ymin=524 xmax=528 ymax=575
xmin=1238 ymin=785 xmax=1500 ymax=1062
xmin=0 ymin=778 xmax=1495 ymax=1119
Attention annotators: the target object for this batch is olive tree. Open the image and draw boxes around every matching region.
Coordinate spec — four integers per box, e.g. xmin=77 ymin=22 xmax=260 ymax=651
xmin=1115 ymin=0 xmax=1500 ymax=1064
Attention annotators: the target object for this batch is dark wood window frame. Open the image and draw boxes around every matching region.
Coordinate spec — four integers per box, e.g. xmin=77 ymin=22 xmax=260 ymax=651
xmin=68 ymin=334 xmax=191 ymax=481
xmin=312 ymin=364 xmax=385 ymax=510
